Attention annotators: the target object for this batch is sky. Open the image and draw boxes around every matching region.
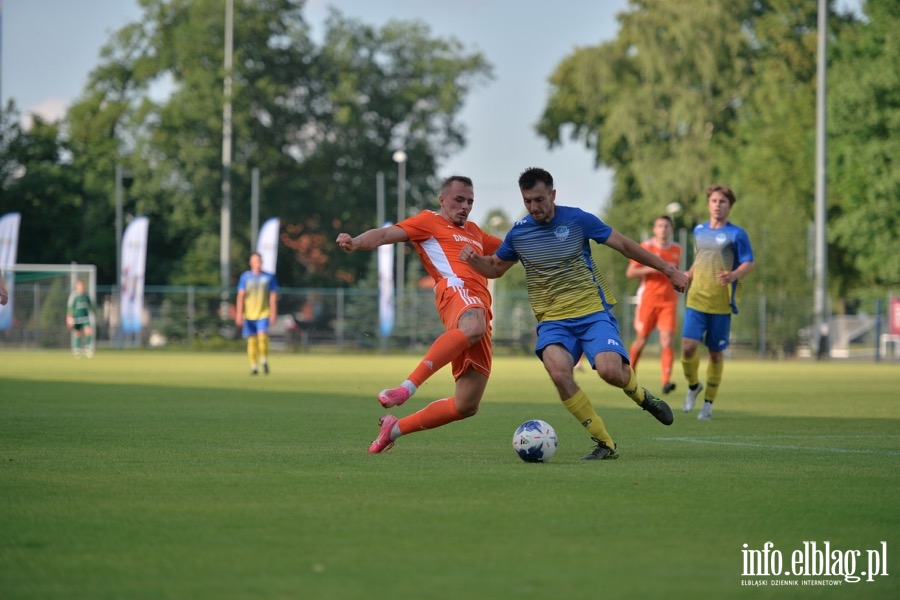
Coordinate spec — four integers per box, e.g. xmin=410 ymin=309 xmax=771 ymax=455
xmin=2 ymin=0 xmax=630 ymax=225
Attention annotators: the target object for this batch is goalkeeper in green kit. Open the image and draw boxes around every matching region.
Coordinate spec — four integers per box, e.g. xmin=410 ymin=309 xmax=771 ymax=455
xmin=67 ymin=280 xmax=95 ymax=358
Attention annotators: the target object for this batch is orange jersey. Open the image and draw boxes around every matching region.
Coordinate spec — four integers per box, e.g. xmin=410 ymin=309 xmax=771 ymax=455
xmin=630 ymin=239 xmax=682 ymax=306
xmin=399 ymin=210 xmax=502 ymax=379
xmin=398 ymin=210 xmax=502 ymax=303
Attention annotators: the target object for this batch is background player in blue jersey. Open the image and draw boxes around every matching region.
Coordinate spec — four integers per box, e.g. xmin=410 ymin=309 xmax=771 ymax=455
xmin=461 ymin=167 xmax=689 ymax=460
xmin=236 ymin=252 xmax=279 ymax=375
xmin=681 ymin=184 xmax=755 ymax=420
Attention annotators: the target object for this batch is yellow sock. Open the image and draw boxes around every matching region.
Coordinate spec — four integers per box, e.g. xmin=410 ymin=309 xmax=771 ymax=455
xmin=706 ymin=360 xmax=724 ymax=402
xmin=562 ymin=390 xmax=614 ymax=447
xmin=259 ymin=334 xmax=270 ymax=363
xmin=248 ymin=336 xmax=259 ymax=367
xmin=682 ymin=353 xmax=700 ymax=387
xmin=622 ymin=366 xmax=646 ymax=405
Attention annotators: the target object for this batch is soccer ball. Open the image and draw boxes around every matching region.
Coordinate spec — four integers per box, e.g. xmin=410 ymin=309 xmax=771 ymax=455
xmin=512 ymin=419 xmax=558 ymax=463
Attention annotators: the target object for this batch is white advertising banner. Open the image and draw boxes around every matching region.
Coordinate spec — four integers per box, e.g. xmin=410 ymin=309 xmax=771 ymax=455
xmin=120 ymin=216 xmax=149 ymax=334
xmin=0 ymin=212 xmax=21 ymax=331
xmin=256 ymin=217 xmax=280 ymax=275
xmin=377 ymin=223 xmax=394 ymax=338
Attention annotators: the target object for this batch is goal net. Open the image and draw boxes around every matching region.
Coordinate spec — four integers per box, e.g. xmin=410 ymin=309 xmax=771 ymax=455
xmin=0 ymin=263 xmax=97 ymax=350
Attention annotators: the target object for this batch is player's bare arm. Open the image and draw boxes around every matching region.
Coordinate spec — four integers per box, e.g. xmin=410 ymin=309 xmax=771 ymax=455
xmin=605 ymin=231 xmax=688 ymax=292
xmin=269 ymin=292 xmax=278 ymax=325
xmin=235 ymin=290 xmax=245 ymax=327
xmin=626 ymin=263 xmax=657 ymax=279
xmin=336 ymin=225 xmax=409 ymax=252
xmin=716 ymin=261 xmax=755 ymax=286
xmin=459 ymin=244 xmax=515 ymax=278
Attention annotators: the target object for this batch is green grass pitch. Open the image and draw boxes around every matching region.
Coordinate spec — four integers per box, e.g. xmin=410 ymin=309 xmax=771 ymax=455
xmin=1 ymin=350 xmax=898 ymax=599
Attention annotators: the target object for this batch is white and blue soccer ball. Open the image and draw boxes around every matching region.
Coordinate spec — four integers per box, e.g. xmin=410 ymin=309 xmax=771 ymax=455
xmin=512 ymin=419 xmax=558 ymax=463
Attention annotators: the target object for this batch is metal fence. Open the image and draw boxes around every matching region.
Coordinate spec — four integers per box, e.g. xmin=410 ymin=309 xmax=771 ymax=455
xmin=1 ymin=283 xmax=897 ymax=361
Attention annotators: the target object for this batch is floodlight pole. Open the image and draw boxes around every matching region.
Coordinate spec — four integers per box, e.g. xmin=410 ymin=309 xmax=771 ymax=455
xmin=114 ymin=164 xmax=124 ymax=348
xmin=220 ymin=0 xmax=234 ymax=314
xmin=813 ymin=0 xmax=829 ymax=359
xmin=115 ymin=165 xmax=123 ymax=290
xmin=376 ymin=171 xmax=385 ymax=227
xmin=250 ymin=167 xmax=260 ymax=249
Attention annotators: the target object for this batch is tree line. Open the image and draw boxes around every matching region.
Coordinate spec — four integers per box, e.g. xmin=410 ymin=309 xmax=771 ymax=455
xmin=538 ymin=0 xmax=898 ymax=312
xmin=0 ymin=0 xmax=896 ymax=319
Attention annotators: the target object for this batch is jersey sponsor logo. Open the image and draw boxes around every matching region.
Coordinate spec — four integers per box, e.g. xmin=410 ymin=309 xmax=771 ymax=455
xmin=452 ymin=233 xmax=483 ymax=250
xmin=607 ymin=339 xmax=620 ymax=346
xmin=716 ymin=233 xmax=728 ymax=245
xmin=554 ymin=226 xmax=570 ymax=241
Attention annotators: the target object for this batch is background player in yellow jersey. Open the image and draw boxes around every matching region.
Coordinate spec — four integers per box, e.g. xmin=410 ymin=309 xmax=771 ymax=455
xmin=462 ymin=167 xmax=689 ymax=460
xmin=236 ymin=252 xmax=279 ymax=375
xmin=681 ymin=184 xmax=755 ymax=420
xmin=626 ymin=215 xmax=682 ymax=394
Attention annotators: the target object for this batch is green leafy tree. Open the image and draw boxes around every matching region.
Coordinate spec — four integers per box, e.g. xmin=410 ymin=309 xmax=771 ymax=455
xmin=537 ymin=0 xmax=755 ymax=239
xmin=0 ymin=103 xmax=97 ymax=270
xmin=827 ymin=0 xmax=900 ymax=291
xmin=536 ymin=0 xmax=892 ymax=346
xmin=299 ymin=12 xmax=492 ymax=288
xmin=64 ymin=0 xmax=491 ymax=289
xmin=714 ymin=0 xmax=823 ymax=343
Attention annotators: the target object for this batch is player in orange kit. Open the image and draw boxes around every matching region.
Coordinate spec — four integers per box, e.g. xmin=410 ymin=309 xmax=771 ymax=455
xmin=336 ymin=175 xmax=502 ymax=454
xmin=626 ymin=215 xmax=682 ymax=394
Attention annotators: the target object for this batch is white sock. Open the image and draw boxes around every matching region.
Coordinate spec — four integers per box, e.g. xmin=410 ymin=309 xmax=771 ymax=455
xmin=401 ymin=380 xmax=418 ymax=396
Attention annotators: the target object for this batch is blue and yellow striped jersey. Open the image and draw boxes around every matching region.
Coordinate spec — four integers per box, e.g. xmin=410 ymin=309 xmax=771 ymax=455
xmin=237 ymin=270 xmax=279 ymax=320
xmin=687 ymin=221 xmax=754 ymax=314
xmin=497 ymin=206 xmax=617 ymax=322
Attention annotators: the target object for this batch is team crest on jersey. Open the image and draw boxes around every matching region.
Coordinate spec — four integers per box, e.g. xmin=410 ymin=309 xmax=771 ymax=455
xmin=716 ymin=233 xmax=728 ymax=245
xmin=554 ymin=226 xmax=570 ymax=241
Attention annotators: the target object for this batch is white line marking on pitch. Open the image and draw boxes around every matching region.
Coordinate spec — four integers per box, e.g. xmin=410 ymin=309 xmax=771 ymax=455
xmin=656 ymin=436 xmax=900 ymax=456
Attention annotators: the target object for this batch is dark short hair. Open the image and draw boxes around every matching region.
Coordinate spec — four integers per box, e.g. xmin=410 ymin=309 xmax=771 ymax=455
xmin=518 ymin=167 xmax=553 ymax=190
xmin=250 ymin=251 xmax=262 ymax=260
xmin=706 ymin=184 xmax=737 ymax=206
xmin=655 ymin=215 xmax=675 ymax=227
xmin=442 ymin=175 xmax=473 ymax=191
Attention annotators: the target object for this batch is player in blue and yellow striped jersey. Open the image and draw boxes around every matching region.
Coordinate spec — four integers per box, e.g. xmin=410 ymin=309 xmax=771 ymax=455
xmin=681 ymin=184 xmax=755 ymax=420
xmin=461 ymin=167 xmax=689 ymax=460
xmin=236 ymin=252 xmax=279 ymax=375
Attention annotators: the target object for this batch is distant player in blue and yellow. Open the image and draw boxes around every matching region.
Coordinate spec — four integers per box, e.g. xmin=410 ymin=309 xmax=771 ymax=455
xmin=681 ymin=184 xmax=755 ymax=420
xmin=461 ymin=167 xmax=689 ymax=460
xmin=236 ymin=252 xmax=279 ymax=375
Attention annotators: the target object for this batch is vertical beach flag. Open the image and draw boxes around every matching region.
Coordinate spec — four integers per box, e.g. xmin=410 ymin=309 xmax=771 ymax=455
xmin=0 ymin=212 xmax=21 ymax=330
xmin=120 ymin=216 xmax=149 ymax=334
xmin=256 ymin=217 xmax=280 ymax=275
xmin=377 ymin=223 xmax=394 ymax=338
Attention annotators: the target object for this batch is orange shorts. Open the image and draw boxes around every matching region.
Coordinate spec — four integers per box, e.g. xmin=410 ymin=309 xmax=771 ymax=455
xmin=436 ymin=285 xmax=493 ymax=380
xmin=634 ymin=299 xmax=677 ymax=336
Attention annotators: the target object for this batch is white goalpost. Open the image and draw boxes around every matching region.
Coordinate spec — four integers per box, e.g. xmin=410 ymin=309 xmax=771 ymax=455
xmin=1 ymin=263 xmax=97 ymax=351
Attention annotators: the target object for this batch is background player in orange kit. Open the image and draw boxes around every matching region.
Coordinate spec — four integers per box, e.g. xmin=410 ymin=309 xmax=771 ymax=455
xmin=626 ymin=215 xmax=682 ymax=394
xmin=336 ymin=175 xmax=502 ymax=454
